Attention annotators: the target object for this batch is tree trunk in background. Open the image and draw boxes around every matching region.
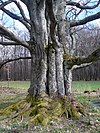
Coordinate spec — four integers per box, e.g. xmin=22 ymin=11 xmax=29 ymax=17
xmin=72 ymin=61 xmax=100 ymax=81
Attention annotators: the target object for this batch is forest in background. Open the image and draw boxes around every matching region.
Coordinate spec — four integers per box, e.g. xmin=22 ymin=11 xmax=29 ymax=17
xmin=0 ymin=25 xmax=100 ymax=81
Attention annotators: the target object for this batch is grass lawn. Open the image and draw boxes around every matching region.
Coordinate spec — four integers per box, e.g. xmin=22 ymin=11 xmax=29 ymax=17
xmin=0 ymin=81 xmax=100 ymax=133
xmin=0 ymin=81 xmax=30 ymax=89
xmin=0 ymin=80 xmax=100 ymax=91
xmin=72 ymin=81 xmax=100 ymax=91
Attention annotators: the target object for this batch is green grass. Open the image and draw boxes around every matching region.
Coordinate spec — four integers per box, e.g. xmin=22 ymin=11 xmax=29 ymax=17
xmin=0 ymin=81 xmax=100 ymax=91
xmin=0 ymin=93 xmax=27 ymax=109
xmin=0 ymin=81 xmax=99 ymax=109
xmin=0 ymin=81 xmax=30 ymax=89
xmin=72 ymin=81 xmax=100 ymax=92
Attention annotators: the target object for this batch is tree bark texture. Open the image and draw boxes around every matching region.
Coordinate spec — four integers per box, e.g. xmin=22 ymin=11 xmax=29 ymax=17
xmin=26 ymin=0 xmax=73 ymax=96
xmin=47 ymin=47 xmax=57 ymax=96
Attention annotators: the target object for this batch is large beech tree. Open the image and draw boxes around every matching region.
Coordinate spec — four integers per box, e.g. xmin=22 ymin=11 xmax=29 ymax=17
xmin=0 ymin=0 xmax=100 ymax=97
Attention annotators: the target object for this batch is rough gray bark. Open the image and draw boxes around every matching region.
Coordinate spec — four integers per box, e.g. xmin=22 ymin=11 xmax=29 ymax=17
xmin=47 ymin=47 xmax=57 ymax=96
xmin=55 ymin=0 xmax=72 ymax=95
xmin=63 ymin=60 xmax=72 ymax=94
xmin=29 ymin=53 xmax=47 ymax=96
xmin=55 ymin=48 xmax=65 ymax=95
xmin=27 ymin=0 xmax=48 ymax=96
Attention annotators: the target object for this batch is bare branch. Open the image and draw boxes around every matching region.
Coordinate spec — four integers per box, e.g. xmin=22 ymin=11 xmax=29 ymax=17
xmin=72 ymin=62 xmax=92 ymax=70
xmin=0 ymin=0 xmax=12 ymax=9
xmin=1 ymin=7 xmax=31 ymax=31
xmin=0 ymin=56 xmax=31 ymax=69
xmin=66 ymin=0 xmax=100 ymax=9
xmin=12 ymin=0 xmax=31 ymax=25
xmin=20 ymin=0 xmax=28 ymax=5
xmin=70 ymin=12 xmax=100 ymax=27
xmin=0 ymin=24 xmax=30 ymax=49
xmin=0 ymin=41 xmax=30 ymax=50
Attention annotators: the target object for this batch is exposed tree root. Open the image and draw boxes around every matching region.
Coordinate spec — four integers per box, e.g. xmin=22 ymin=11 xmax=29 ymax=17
xmin=0 ymin=92 xmax=86 ymax=126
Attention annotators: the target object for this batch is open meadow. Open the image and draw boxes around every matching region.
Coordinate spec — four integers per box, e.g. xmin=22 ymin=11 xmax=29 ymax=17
xmin=0 ymin=81 xmax=100 ymax=133
xmin=0 ymin=80 xmax=100 ymax=90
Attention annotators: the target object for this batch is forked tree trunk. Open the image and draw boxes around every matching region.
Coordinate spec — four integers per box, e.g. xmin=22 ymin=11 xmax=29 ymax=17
xmin=27 ymin=0 xmax=72 ymax=97
xmin=29 ymin=48 xmax=72 ymax=97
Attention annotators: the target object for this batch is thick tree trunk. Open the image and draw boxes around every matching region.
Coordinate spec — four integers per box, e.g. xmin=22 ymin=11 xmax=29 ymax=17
xmin=28 ymin=0 xmax=47 ymax=96
xmin=28 ymin=52 xmax=47 ymax=96
xmin=27 ymin=0 xmax=72 ymax=97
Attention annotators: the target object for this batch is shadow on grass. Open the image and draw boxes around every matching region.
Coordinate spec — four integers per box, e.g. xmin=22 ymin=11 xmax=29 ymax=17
xmin=0 ymin=93 xmax=27 ymax=109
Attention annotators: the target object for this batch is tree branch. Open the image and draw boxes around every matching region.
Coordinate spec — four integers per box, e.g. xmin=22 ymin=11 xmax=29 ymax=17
xmin=67 ymin=47 xmax=100 ymax=68
xmin=0 ymin=56 xmax=31 ymax=69
xmin=0 ymin=24 xmax=30 ymax=50
xmin=0 ymin=0 xmax=12 ymax=9
xmin=12 ymin=0 xmax=31 ymax=25
xmin=1 ymin=7 xmax=31 ymax=31
xmin=70 ymin=12 xmax=100 ymax=27
xmin=0 ymin=41 xmax=30 ymax=50
xmin=66 ymin=0 xmax=100 ymax=9
xmin=71 ymin=62 xmax=92 ymax=70
xmin=20 ymin=0 xmax=28 ymax=5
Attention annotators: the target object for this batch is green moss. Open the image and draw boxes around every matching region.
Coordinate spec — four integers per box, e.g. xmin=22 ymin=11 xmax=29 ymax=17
xmin=51 ymin=101 xmax=62 ymax=116
xmin=76 ymin=104 xmax=86 ymax=115
xmin=63 ymin=49 xmax=81 ymax=68
xmin=63 ymin=54 xmax=70 ymax=60
xmin=41 ymin=118 xmax=49 ymax=126
xmin=37 ymin=112 xmax=48 ymax=125
xmin=28 ymin=111 xmax=49 ymax=126
xmin=0 ymin=93 xmax=86 ymax=126
xmin=70 ymin=104 xmax=80 ymax=118
xmin=63 ymin=52 xmax=83 ymax=68
xmin=0 ymin=104 xmax=17 ymax=116
xmin=29 ymin=114 xmax=40 ymax=125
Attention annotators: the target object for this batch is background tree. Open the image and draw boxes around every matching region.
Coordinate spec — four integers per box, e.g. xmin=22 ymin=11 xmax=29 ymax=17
xmin=73 ymin=26 xmax=100 ymax=81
